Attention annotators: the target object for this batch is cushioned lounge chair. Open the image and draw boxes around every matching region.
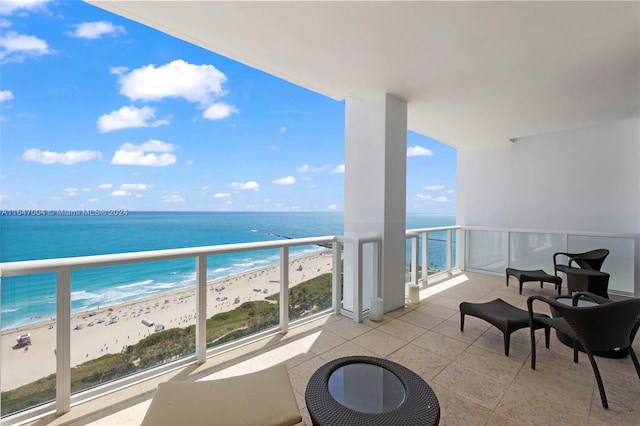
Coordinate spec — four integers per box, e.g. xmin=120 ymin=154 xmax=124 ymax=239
xmin=141 ymin=364 xmax=304 ymax=425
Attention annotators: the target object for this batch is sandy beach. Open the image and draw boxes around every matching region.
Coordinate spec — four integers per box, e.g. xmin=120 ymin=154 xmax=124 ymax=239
xmin=1 ymin=250 xmax=333 ymax=391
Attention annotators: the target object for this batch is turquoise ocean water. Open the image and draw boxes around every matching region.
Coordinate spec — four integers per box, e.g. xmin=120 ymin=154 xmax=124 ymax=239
xmin=0 ymin=212 xmax=454 ymax=329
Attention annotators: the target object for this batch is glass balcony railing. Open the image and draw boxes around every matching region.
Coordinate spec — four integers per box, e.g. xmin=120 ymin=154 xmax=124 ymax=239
xmin=2 ymin=224 xmax=636 ymax=424
xmin=0 ymin=237 xmax=338 ymax=422
xmin=405 ymin=226 xmax=461 ymax=286
xmin=464 ymin=227 xmax=638 ymax=297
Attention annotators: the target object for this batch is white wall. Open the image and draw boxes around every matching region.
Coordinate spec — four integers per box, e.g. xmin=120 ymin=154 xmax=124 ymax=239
xmin=457 ymin=118 xmax=640 ymax=233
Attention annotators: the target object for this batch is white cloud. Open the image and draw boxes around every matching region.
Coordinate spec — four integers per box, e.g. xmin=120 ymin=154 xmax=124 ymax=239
xmin=124 ymin=139 xmax=175 ymax=152
xmin=297 ymin=163 xmax=330 ymax=173
xmin=22 ymin=148 xmax=102 ymax=165
xmin=201 ymin=186 xmax=209 ymax=191
xmin=416 ymin=194 xmax=448 ymax=203
xmin=279 ymin=127 xmax=287 ymax=134
xmin=332 ymin=164 xmax=345 ymax=174
xmin=0 ymin=0 xmax=51 ymax=16
xmin=111 ymin=189 xmax=131 ymax=197
xmin=213 ymin=192 xmax=231 ymax=199
xmin=0 ymin=90 xmax=13 ymax=101
xmin=109 ymin=66 xmax=128 ymax=75
xmin=116 ymin=59 xmax=228 ymax=106
xmin=65 ymin=187 xmax=79 ymax=196
xmin=68 ymin=21 xmax=125 ymax=39
xmin=203 ymin=103 xmax=238 ymax=120
xmin=447 ymin=189 xmax=456 ymax=195
xmin=231 ymin=181 xmax=259 ymax=191
xmin=327 ymin=204 xmax=337 ymax=211
xmin=0 ymin=31 xmax=51 ymax=62
xmin=407 ymin=145 xmax=433 ymax=157
xmin=423 ymin=185 xmax=445 ymax=191
xmin=89 ymin=197 xmax=99 ymax=202
xmin=98 ymin=183 xmax=112 ymax=189
xmin=120 ymin=183 xmax=150 ymax=190
xmin=97 ymin=105 xmax=169 ymax=133
xmin=111 ymin=139 xmax=176 ymax=166
xmin=273 ymin=176 xmax=296 ymax=185
xmin=161 ymin=194 xmax=185 ymax=203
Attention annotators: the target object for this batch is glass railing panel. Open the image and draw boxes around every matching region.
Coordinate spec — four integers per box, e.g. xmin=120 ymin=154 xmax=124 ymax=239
xmin=451 ymin=229 xmax=459 ymax=269
xmin=567 ymin=236 xmax=636 ymax=294
xmin=427 ymin=231 xmax=448 ymax=276
xmin=205 ymin=248 xmax=281 ymax=348
xmin=509 ymin=232 xmax=563 ymax=273
xmin=466 ymin=230 xmax=506 ymax=273
xmin=288 ymin=246 xmax=333 ymax=322
xmin=69 ymin=260 xmax=197 ymax=394
xmin=1 ymin=273 xmax=57 ymax=417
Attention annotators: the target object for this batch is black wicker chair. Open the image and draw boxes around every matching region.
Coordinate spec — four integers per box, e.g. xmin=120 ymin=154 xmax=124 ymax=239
xmin=527 ymin=292 xmax=640 ymax=409
xmin=553 ymin=248 xmax=609 ymax=275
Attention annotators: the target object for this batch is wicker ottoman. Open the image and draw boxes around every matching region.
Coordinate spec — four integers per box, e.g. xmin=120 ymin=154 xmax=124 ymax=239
xmin=505 ymin=268 xmax=563 ymax=295
xmin=460 ymin=298 xmax=550 ymax=356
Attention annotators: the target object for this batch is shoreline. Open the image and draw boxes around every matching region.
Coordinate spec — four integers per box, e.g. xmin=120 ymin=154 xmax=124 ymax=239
xmin=1 ymin=250 xmax=333 ymax=391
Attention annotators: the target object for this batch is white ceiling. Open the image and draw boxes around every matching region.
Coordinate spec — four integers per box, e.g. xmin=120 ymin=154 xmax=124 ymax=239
xmin=88 ymin=1 xmax=640 ymax=149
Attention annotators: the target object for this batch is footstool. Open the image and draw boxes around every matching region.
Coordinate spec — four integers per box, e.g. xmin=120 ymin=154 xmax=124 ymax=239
xmin=505 ymin=268 xmax=563 ymax=295
xmin=460 ymin=298 xmax=550 ymax=356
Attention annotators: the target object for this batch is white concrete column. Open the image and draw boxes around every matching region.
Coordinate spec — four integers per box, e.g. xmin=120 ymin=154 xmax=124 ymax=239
xmin=344 ymin=94 xmax=407 ymax=313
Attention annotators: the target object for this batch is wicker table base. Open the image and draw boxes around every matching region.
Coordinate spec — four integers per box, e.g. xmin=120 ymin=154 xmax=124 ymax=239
xmin=305 ymin=355 xmax=440 ymax=426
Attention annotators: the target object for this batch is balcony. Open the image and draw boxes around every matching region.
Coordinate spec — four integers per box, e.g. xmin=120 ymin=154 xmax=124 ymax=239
xmin=14 ymin=270 xmax=640 ymax=425
xmin=2 ymin=225 xmax=638 ymax=425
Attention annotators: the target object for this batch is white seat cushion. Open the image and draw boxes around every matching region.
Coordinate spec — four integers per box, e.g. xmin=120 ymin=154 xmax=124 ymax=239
xmin=141 ymin=364 xmax=303 ymax=426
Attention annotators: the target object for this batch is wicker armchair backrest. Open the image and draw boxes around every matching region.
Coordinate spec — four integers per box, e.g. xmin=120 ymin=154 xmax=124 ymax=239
xmin=548 ymin=298 xmax=640 ymax=353
xmin=570 ymin=249 xmax=609 ymax=270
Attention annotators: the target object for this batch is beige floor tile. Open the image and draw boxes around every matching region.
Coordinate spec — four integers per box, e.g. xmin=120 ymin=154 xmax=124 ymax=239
xmin=287 ymin=356 xmax=328 ymax=396
xmin=456 ymin=345 xmax=525 ymax=384
xmin=322 ymin=315 xmax=372 ymax=340
xmin=413 ymin=330 xmax=469 ymax=360
xmin=317 ymin=340 xmax=377 ymax=361
xmin=350 ymin=328 xmax=407 ymax=357
xmin=376 ymin=317 xmax=428 ymax=342
xmin=429 ymin=383 xmax=492 ymax=426
xmin=386 ymin=343 xmax=451 ymax=381
xmin=433 ymin=361 xmax=508 ymax=410
xmin=433 ymin=317 xmax=487 ymax=344
xmin=397 ymin=309 xmax=446 ymax=330
xmin=415 ymin=302 xmax=459 ymax=320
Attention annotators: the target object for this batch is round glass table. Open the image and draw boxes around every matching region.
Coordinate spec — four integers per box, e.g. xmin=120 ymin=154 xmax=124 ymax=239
xmin=305 ymin=356 xmax=440 ymax=426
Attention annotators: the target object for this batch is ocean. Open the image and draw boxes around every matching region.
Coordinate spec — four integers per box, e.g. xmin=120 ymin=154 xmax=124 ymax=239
xmin=0 ymin=212 xmax=455 ymax=329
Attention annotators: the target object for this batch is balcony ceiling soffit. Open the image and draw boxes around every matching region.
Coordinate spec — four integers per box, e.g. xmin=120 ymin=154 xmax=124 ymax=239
xmin=88 ymin=1 xmax=640 ymax=149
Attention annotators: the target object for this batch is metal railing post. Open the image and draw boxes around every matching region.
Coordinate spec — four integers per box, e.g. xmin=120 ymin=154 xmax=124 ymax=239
xmin=279 ymin=247 xmax=289 ymax=333
xmin=421 ymin=232 xmax=429 ymax=283
xmin=56 ymin=268 xmax=71 ymax=415
xmin=332 ymin=240 xmax=341 ymax=315
xmin=446 ymin=229 xmax=452 ymax=273
xmin=353 ymin=240 xmax=362 ymax=322
xmin=196 ymin=255 xmax=207 ymax=364
xmin=410 ymin=235 xmax=418 ymax=286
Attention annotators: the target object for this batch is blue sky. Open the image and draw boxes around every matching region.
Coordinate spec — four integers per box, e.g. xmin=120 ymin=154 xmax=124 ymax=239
xmin=0 ymin=0 xmax=456 ymax=213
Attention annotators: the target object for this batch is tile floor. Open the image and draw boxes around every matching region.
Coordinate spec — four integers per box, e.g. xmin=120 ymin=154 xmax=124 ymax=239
xmin=26 ymin=271 xmax=640 ymax=425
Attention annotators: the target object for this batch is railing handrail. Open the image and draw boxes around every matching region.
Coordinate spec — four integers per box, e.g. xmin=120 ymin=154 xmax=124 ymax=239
xmin=407 ymin=225 xmax=461 ymax=234
xmin=462 ymin=225 xmax=639 ymax=239
xmin=0 ymin=235 xmax=337 ymax=277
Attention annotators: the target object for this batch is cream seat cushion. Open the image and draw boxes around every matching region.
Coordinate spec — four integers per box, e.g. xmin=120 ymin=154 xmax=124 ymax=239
xmin=141 ymin=363 xmax=303 ymax=426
